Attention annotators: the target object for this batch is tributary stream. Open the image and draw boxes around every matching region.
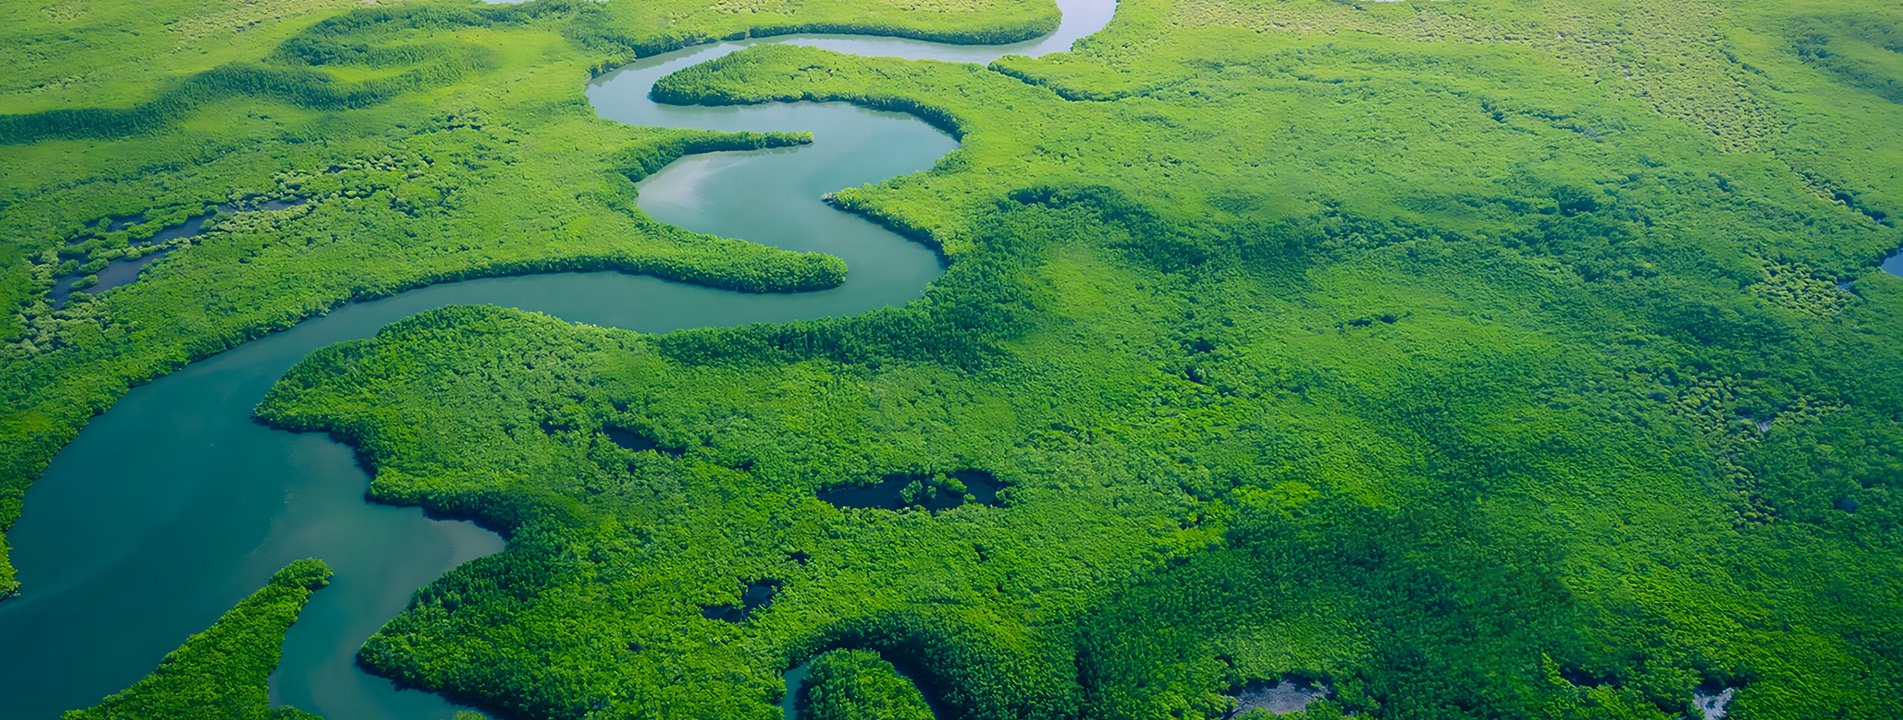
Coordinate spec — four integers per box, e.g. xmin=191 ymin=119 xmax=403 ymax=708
xmin=0 ymin=1 xmax=1114 ymax=718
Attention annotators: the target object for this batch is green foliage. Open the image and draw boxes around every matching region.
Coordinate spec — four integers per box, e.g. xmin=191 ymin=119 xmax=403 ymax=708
xmin=0 ymin=60 xmax=483 ymax=144
xmin=0 ymin=2 xmax=603 ymax=142
xmin=798 ymin=649 xmax=935 ymax=720
xmin=1790 ymin=13 xmax=1903 ymax=105
xmin=11 ymin=0 xmax=1903 ymax=719
xmin=253 ymin=5 xmax=1903 ymax=715
xmin=0 ymin=0 xmax=1057 ymax=593
xmin=64 ymin=559 xmax=332 ymax=720
xmin=0 ymin=532 xmax=14 ymax=598
xmin=565 ymin=0 xmax=1058 ymax=64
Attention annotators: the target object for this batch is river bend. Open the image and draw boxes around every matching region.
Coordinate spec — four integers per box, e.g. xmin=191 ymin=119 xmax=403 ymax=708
xmin=0 ymin=1 xmax=1113 ymax=718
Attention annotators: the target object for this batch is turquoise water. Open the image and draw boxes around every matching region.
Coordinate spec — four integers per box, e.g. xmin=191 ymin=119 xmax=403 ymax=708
xmin=0 ymin=2 xmax=1113 ymax=718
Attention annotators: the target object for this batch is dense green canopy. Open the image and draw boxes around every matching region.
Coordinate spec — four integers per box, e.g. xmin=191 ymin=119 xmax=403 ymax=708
xmin=798 ymin=649 xmax=937 ymax=720
xmin=5 ymin=0 xmax=1902 ymax=719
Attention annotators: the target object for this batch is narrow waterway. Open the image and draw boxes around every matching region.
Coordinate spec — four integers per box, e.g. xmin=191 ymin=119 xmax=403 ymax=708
xmin=0 ymin=2 xmax=1114 ymax=718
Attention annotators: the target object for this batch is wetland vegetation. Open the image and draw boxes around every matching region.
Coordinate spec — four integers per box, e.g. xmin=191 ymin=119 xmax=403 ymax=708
xmin=796 ymin=649 xmax=938 ymax=720
xmin=4 ymin=0 xmax=1903 ymax=719
xmin=818 ymin=470 xmax=1007 ymax=512
xmin=63 ymin=560 xmax=332 ymax=720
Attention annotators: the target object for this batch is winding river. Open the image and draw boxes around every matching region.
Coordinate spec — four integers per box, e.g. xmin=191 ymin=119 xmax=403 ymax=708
xmin=0 ymin=1 xmax=1114 ymax=718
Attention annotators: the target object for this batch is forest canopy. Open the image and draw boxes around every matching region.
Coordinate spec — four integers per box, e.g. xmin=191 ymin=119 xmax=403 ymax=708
xmin=4 ymin=0 xmax=1903 ymax=719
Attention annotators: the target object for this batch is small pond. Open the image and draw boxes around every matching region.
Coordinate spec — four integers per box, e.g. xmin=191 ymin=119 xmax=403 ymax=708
xmin=600 ymin=425 xmax=685 ymax=456
xmin=818 ymin=470 xmax=1005 ymax=512
xmin=701 ymin=579 xmax=781 ymax=622
xmin=49 ymin=198 xmax=307 ymax=308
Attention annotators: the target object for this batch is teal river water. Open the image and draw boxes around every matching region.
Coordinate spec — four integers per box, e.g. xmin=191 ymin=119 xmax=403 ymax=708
xmin=0 ymin=2 xmax=1114 ymax=718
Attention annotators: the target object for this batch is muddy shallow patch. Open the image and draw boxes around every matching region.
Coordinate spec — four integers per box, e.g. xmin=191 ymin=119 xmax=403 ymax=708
xmin=1226 ymin=680 xmax=1330 ymax=717
xmin=1694 ymin=686 xmax=1735 ymax=720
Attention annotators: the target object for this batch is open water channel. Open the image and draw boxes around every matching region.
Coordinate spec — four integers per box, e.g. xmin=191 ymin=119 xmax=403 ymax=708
xmin=0 ymin=1 xmax=1115 ymax=718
